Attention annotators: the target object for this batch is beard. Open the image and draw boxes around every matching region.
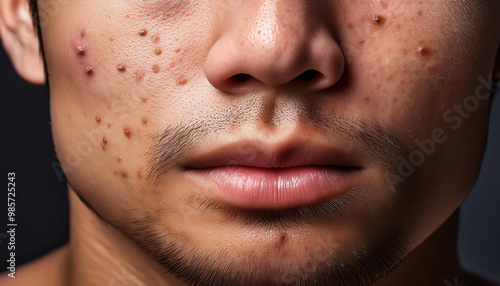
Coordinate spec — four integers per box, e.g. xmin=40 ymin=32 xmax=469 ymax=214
xmin=113 ymin=194 xmax=411 ymax=286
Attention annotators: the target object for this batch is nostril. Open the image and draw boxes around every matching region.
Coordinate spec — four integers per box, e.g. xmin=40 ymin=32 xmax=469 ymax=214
xmin=297 ymin=70 xmax=319 ymax=81
xmin=233 ymin=73 xmax=251 ymax=83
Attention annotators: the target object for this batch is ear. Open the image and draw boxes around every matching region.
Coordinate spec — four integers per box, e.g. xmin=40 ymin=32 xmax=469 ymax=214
xmin=0 ymin=0 xmax=45 ymax=84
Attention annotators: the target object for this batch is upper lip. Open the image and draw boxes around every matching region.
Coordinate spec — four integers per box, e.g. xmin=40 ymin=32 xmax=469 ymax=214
xmin=183 ymin=138 xmax=364 ymax=170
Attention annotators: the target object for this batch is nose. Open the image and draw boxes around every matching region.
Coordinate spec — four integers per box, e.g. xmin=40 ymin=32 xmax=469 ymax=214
xmin=205 ymin=1 xmax=345 ymax=93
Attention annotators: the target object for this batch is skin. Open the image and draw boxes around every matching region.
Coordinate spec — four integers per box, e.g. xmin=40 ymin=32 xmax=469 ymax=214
xmin=1 ymin=0 xmax=499 ymax=285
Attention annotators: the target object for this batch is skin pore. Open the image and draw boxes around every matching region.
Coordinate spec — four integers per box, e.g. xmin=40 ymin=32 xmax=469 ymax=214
xmin=0 ymin=0 xmax=499 ymax=285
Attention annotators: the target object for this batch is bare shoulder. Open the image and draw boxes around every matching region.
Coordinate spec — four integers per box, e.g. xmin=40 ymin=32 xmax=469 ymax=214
xmin=0 ymin=245 xmax=69 ymax=286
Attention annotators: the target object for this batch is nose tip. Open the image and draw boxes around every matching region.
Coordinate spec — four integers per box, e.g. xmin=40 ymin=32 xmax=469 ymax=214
xmin=205 ymin=3 xmax=345 ymax=93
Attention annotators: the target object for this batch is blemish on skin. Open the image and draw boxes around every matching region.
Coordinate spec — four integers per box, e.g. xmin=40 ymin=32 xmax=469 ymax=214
xmin=96 ymin=116 xmax=101 ymax=124
xmin=114 ymin=170 xmax=128 ymax=179
xmin=155 ymin=49 xmax=162 ymax=55
xmin=373 ymin=15 xmax=383 ymax=24
xmin=117 ymin=156 xmax=122 ymax=163
xmin=85 ymin=66 xmax=94 ymax=75
xmin=124 ymin=127 xmax=131 ymax=138
xmin=141 ymin=97 xmax=148 ymax=103
xmin=109 ymin=37 xmax=114 ymax=42
xmin=364 ymin=96 xmax=370 ymax=102
xmin=77 ymin=46 xmax=85 ymax=56
xmin=417 ymin=46 xmax=431 ymax=56
xmin=347 ymin=23 xmax=353 ymax=29
xmin=118 ymin=64 xmax=126 ymax=72
xmin=417 ymin=10 xmax=423 ymax=16
xmin=177 ymin=77 xmax=188 ymax=86
xmin=101 ymin=137 xmax=108 ymax=151
xmin=152 ymin=35 xmax=160 ymax=43
xmin=137 ymin=169 xmax=144 ymax=180
xmin=80 ymin=30 xmax=86 ymax=37
xmin=142 ymin=118 xmax=148 ymax=125
xmin=174 ymin=48 xmax=181 ymax=53
xmin=358 ymin=40 xmax=365 ymax=46
xmin=133 ymin=71 xmax=145 ymax=82
xmin=380 ymin=1 xmax=388 ymax=9
xmin=393 ymin=98 xmax=399 ymax=103
xmin=139 ymin=29 xmax=148 ymax=36
xmin=152 ymin=65 xmax=160 ymax=73
xmin=275 ymin=233 xmax=287 ymax=251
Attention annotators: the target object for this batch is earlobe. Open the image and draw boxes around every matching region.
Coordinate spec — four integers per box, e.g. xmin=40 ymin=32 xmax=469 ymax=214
xmin=0 ymin=0 xmax=45 ymax=84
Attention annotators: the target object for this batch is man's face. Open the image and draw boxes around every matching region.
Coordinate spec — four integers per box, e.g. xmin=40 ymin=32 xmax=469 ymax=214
xmin=40 ymin=0 xmax=498 ymax=284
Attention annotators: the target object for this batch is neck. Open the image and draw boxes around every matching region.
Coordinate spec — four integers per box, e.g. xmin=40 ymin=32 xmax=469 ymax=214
xmin=64 ymin=186 xmax=465 ymax=286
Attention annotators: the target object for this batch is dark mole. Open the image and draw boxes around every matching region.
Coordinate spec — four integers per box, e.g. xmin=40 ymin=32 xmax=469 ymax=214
xmin=275 ymin=233 xmax=287 ymax=251
xmin=142 ymin=118 xmax=148 ymax=125
xmin=417 ymin=46 xmax=431 ymax=56
xmin=124 ymin=128 xmax=131 ymax=138
xmin=155 ymin=49 xmax=162 ymax=55
xmin=118 ymin=64 xmax=126 ymax=72
xmin=96 ymin=116 xmax=101 ymax=123
xmin=85 ymin=67 xmax=94 ymax=75
xmin=373 ymin=15 xmax=383 ymax=24
xmin=139 ymin=29 xmax=148 ymax=36
xmin=152 ymin=65 xmax=160 ymax=73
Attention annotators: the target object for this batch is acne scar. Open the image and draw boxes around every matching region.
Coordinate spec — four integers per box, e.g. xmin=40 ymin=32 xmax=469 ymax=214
xmin=141 ymin=97 xmax=148 ymax=103
xmin=174 ymin=48 xmax=181 ymax=53
xmin=109 ymin=37 xmax=114 ymax=42
xmin=124 ymin=127 xmax=131 ymax=138
xmin=152 ymin=35 xmax=160 ymax=43
xmin=139 ymin=29 xmax=148 ymax=36
xmin=358 ymin=40 xmax=365 ymax=46
xmin=177 ymin=77 xmax=188 ymax=86
xmin=134 ymin=71 xmax=145 ymax=82
xmin=137 ymin=169 xmax=144 ymax=180
xmin=417 ymin=10 xmax=423 ymax=16
xmin=152 ymin=65 xmax=160 ymax=73
xmin=364 ymin=96 xmax=370 ymax=102
xmin=114 ymin=170 xmax=128 ymax=179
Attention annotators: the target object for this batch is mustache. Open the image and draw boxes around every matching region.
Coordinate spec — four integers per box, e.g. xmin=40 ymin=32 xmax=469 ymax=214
xmin=146 ymin=101 xmax=403 ymax=182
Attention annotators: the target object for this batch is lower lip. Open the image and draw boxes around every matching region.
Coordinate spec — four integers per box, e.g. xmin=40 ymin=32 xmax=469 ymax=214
xmin=188 ymin=166 xmax=358 ymax=209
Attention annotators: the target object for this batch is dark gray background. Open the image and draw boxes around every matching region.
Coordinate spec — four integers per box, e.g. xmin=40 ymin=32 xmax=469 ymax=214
xmin=0 ymin=42 xmax=499 ymax=283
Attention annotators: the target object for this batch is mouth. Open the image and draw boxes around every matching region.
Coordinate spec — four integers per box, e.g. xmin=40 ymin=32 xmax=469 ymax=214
xmin=183 ymin=140 xmax=364 ymax=209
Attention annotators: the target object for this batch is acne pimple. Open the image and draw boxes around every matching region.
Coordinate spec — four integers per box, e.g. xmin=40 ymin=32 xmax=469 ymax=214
xmin=141 ymin=97 xmax=148 ymax=103
xmin=364 ymin=96 xmax=370 ymax=102
xmin=142 ymin=118 xmax=148 ymax=125
xmin=117 ymin=156 xmax=122 ymax=162
xmin=124 ymin=127 xmax=131 ymax=138
xmin=152 ymin=65 xmax=160 ymax=73
xmin=417 ymin=46 xmax=431 ymax=56
xmin=417 ymin=10 xmax=423 ymax=16
xmin=373 ymin=15 xmax=383 ymax=24
xmin=155 ymin=49 xmax=162 ymax=55
xmin=174 ymin=48 xmax=181 ymax=53
xmin=358 ymin=40 xmax=365 ymax=46
xmin=96 ymin=116 xmax=101 ymax=123
xmin=137 ymin=169 xmax=143 ymax=180
xmin=139 ymin=29 xmax=148 ymax=36
xmin=109 ymin=37 xmax=114 ymax=42
xmin=85 ymin=66 xmax=94 ymax=75
xmin=77 ymin=46 xmax=85 ymax=55
xmin=118 ymin=64 xmax=126 ymax=72
xmin=80 ymin=30 xmax=86 ymax=37
xmin=275 ymin=233 xmax=287 ymax=251
xmin=101 ymin=137 xmax=108 ymax=150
